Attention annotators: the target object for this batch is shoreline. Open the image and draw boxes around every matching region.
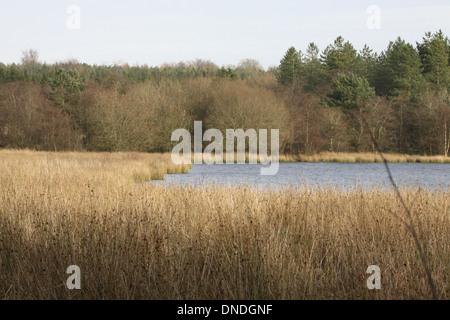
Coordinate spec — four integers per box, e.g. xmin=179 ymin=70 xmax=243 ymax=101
xmin=1 ymin=148 xmax=449 ymax=164
xmin=280 ymin=152 xmax=450 ymax=163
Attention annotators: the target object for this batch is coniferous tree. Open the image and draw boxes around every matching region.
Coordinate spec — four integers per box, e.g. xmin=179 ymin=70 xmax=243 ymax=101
xmin=356 ymin=44 xmax=377 ymax=80
xmin=375 ymin=37 xmax=427 ymax=101
xmin=417 ymin=30 xmax=450 ymax=90
xmin=277 ymin=47 xmax=302 ymax=86
xmin=321 ymin=36 xmax=357 ymax=72
xmin=304 ymin=42 xmax=329 ymax=91
xmin=325 ymin=73 xmax=376 ymax=151
xmin=326 ymin=73 xmax=375 ymax=112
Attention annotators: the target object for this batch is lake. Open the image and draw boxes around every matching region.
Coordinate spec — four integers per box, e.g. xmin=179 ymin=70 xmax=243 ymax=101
xmin=153 ymin=162 xmax=450 ymax=190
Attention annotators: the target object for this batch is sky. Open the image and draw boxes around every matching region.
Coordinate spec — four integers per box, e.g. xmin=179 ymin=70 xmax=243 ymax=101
xmin=0 ymin=0 xmax=449 ymax=69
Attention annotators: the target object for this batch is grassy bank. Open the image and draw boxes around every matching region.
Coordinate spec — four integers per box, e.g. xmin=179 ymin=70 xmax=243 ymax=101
xmin=192 ymin=151 xmax=450 ymax=163
xmin=283 ymin=152 xmax=450 ymax=163
xmin=0 ymin=150 xmax=448 ymax=299
xmin=0 ymin=149 xmax=191 ymax=182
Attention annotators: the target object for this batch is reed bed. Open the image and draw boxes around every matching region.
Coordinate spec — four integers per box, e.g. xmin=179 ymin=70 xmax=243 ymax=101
xmin=191 ymin=152 xmax=449 ymax=163
xmin=294 ymin=152 xmax=450 ymax=163
xmin=0 ymin=150 xmax=448 ymax=300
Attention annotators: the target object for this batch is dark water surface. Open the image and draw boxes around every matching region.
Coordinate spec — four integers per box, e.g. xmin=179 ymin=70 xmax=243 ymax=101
xmin=153 ymin=162 xmax=450 ymax=190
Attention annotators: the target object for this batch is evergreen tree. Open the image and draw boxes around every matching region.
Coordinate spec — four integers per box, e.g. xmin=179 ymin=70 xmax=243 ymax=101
xmin=48 ymin=68 xmax=87 ymax=108
xmin=6 ymin=64 xmax=25 ymax=82
xmin=321 ymin=36 xmax=357 ymax=72
xmin=417 ymin=30 xmax=450 ymax=90
xmin=375 ymin=37 xmax=427 ymax=100
xmin=356 ymin=44 xmax=377 ymax=80
xmin=0 ymin=63 xmax=6 ymax=83
xmin=326 ymin=73 xmax=375 ymax=112
xmin=304 ymin=42 xmax=329 ymax=91
xmin=217 ymin=66 xmax=237 ymax=79
xmin=325 ymin=73 xmax=376 ymax=151
xmin=277 ymin=47 xmax=302 ymax=86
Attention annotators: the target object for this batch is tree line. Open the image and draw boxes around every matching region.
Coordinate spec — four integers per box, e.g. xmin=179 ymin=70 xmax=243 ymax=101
xmin=0 ymin=30 xmax=448 ymax=156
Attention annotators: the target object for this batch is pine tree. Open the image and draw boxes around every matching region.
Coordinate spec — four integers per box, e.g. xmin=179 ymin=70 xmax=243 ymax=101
xmin=417 ymin=30 xmax=450 ymax=90
xmin=277 ymin=47 xmax=302 ymax=86
xmin=356 ymin=44 xmax=377 ymax=80
xmin=326 ymin=73 xmax=375 ymax=112
xmin=325 ymin=72 xmax=376 ymax=151
xmin=304 ymin=42 xmax=329 ymax=91
xmin=376 ymin=37 xmax=427 ymax=100
xmin=48 ymin=68 xmax=87 ymax=110
xmin=321 ymin=36 xmax=357 ymax=72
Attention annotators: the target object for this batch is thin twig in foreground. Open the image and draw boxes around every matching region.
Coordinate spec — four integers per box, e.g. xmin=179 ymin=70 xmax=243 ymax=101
xmin=362 ymin=117 xmax=439 ymax=300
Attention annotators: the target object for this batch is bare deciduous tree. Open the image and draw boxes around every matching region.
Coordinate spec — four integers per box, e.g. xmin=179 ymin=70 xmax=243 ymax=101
xmin=21 ymin=49 xmax=40 ymax=66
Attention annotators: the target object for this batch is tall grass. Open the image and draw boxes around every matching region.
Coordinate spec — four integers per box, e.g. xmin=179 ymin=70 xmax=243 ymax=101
xmin=211 ymin=152 xmax=450 ymax=163
xmin=0 ymin=150 xmax=448 ymax=299
xmin=294 ymin=152 xmax=450 ymax=163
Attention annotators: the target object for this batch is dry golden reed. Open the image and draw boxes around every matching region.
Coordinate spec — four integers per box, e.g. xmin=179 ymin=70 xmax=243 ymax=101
xmin=293 ymin=151 xmax=450 ymax=163
xmin=0 ymin=150 xmax=448 ymax=299
xmin=217 ymin=152 xmax=450 ymax=163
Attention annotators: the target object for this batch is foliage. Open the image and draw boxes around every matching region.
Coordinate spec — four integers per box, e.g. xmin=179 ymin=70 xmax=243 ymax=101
xmin=277 ymin=47 xmax=302 ymax=86
xmin=326 ymin=73 xmax=375 ymax=112
xmin=0 ymin=30 xmax=449 ymax=155
xmin=321 ymin=36 xmax=358 ymax=72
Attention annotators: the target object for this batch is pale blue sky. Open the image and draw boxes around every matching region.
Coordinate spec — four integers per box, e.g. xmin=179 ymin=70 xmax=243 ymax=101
xmin=0 ymin=0 xmax=449 ymax=68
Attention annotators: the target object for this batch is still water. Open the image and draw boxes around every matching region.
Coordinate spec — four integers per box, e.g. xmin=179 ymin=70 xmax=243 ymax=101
xmin=153 ymin=163 xmax=450 ymax=190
